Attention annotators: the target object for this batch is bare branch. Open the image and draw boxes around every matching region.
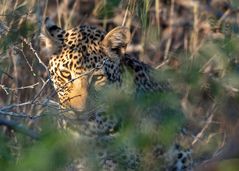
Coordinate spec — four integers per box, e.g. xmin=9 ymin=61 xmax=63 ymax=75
xmin=0 ymin=101 xmax=33 ymax=111
xmin=0 ymin=110 xmax=32 ymax=118
xmin=0 ymin=82 xmax=39 ymax=91
xmin=0 ymin=118 xmax=39 ymax=140
xmin=14 ymin=46 xmax=36 ymax=76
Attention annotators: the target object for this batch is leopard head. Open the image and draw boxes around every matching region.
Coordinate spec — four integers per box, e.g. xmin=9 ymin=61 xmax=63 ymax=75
xmin=44 ymin=17 xmax=131 ymax=111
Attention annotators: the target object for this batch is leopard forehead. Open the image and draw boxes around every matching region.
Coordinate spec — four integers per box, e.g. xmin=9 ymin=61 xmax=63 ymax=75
xmin=50 ymin=25 xmax=105 ymax=63
xmin=62 ymin=25 xmax=105 ymax=50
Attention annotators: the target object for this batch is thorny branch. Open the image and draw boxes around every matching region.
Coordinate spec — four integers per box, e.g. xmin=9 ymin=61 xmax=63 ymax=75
xmin=20 ymin=37 xmax=49 ymax=72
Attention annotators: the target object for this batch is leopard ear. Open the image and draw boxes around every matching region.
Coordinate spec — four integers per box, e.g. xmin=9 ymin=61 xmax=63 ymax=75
xmin=103 ymin=26 xmax=131 ymax=57
xmin=45 ymin=17 xmax=64 ymax=43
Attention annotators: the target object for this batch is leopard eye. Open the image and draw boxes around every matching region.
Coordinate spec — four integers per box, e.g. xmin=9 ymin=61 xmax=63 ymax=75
xmin=59 ymin=70 xmax=72 ymax=80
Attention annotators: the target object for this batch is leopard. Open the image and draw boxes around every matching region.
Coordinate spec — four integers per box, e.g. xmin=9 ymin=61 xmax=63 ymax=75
xmin=43 ymin=17 xmax=193 ymax=171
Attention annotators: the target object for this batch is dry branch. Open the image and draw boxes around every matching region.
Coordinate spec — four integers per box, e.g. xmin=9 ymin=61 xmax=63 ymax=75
xmin=0 ymin=118 xmax=39 ymax=140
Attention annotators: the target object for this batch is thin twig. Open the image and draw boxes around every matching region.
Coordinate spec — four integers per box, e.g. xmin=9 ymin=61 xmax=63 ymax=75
xmin=0 ymin=82 xmax=39 ymax=91
xmin=0 ymin=101 xmax=33 ymax=111
xmin=192 ymin=103 xmax=217 ymax=145
xmin=0 ymin=68 xmax=14 ymax=79
xmin=14 ymin=46 xmax=36 ymax=76
xmin=155 ymin=59 xmax=170 ymax=69
xmin=122 ymin=5 xmax=129 ymax=27
xmin=20 ymin=37 xmax=49 ymax=72
xmin=32 ymin=79 xmax=50 ymax=103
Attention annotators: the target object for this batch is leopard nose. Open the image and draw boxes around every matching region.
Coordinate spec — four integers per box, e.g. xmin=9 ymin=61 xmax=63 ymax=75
xmin=67 ymin=77 xmax=89 ymax=111
xmin=68 ymin=94 xmax=87 ymax=111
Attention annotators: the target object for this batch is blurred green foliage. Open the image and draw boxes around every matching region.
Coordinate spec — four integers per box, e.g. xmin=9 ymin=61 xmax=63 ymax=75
xmin=97 ymin=0 xmax=121 ymax=19
xmin=135 ymin=0 xmax=152 ymax=30
xmin=0 ymin=117 xmax=61 ymax=170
